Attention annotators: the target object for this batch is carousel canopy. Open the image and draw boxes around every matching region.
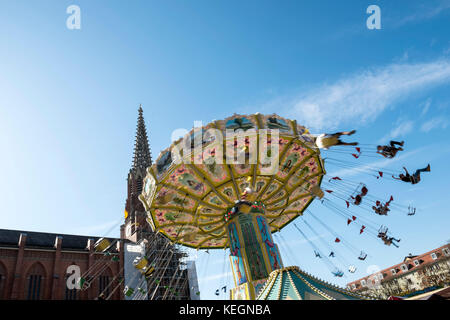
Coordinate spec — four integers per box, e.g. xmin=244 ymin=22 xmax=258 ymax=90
xmin=139 ymin=113 xmax=325 ymax=249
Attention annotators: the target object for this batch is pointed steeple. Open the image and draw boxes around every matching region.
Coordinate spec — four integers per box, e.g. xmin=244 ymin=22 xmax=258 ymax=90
xmin=132 ymin=105 xmax=152 ymax=172
xmin=123 ymin=105 xmax=153 ymax=241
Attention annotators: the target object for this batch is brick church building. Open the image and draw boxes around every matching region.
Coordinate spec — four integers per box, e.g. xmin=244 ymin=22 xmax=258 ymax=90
xmin=0 ymin=230 xmax=122 ymax=300
xmin=0 ymin=106 xmax=192 ymax=300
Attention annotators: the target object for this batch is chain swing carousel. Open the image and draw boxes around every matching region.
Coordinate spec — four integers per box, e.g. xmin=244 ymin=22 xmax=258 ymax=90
xmin=138 ymin=113 xmax=374 ymax=300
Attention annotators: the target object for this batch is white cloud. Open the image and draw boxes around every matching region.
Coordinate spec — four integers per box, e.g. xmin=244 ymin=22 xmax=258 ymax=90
xmin=380 ymin=120 xmax=414 ymax=143
xmin=393 ymin=1 xmax=450 ymax=27
xmin=421 ymin=98 xmax=432 ymax=116
xmin=285 ymin=59 xmax=450 ymax=130
xmin=420 ymin=117 xmax=449 ymax=132
xmin=330 ymin=2 xmax=450 ymax=42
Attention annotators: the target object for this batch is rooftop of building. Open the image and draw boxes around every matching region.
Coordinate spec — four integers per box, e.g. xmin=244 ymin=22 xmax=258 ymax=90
xmin=0 ymin=228 xmax=120 ymax=251
xmin=347 ymin=243 xmax=450 ymax=287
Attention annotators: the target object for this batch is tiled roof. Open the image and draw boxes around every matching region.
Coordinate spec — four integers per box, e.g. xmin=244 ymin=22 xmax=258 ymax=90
xmin=0 ymin=229 xmax=119 ymax=251
xmin=347 ymin=244 xmax=450 ymax=287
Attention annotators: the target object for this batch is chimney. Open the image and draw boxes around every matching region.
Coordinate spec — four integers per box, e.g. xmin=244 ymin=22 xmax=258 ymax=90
xmin=54 ymin=236 xmax=63 ymax=249
xmin=86 ymin=238 xmax=95 ymax=251
xmin=18 ymin=233 xmax=27 ymax=247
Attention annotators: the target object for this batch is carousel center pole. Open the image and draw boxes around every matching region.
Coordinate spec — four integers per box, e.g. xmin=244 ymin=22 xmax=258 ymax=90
xmin=225 ymin=187 xmax=284 ymax=300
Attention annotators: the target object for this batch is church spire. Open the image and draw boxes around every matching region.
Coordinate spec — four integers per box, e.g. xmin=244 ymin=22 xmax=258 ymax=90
xmin=132 ymin=105 xmax=152 ymax=172
xmin=123 ymin=105 xmax=152 ymax=241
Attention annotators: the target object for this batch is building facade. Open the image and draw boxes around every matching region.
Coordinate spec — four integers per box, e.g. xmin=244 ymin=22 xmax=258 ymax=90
xmin=0 ymin=230 xmax=123 ymax=300
xmin=347 ymin=244 xmax=450 ymax=298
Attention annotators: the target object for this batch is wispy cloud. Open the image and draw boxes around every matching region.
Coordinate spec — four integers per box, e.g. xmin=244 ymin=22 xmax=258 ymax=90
xmin=393 ymin=0 xmax=450 ymax=27
xmin=421 ymin=98 xmax=432 ymax=116
xmin=284 ymin=59 xmax=450 ymax=130
xmin=330 ymin=1 xmax=450 ymax=42
xmin=380 ymin=120 xmax=414 ymax=142
xmin=420 ymin=117 xmax=449 ymax=132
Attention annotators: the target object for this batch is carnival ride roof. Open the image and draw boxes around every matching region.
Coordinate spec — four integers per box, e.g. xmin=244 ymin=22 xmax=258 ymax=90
xmin=139 ymin=113 xmax=325 ymax=249
xmin=256 ymin=266 xmax=373 ymax=300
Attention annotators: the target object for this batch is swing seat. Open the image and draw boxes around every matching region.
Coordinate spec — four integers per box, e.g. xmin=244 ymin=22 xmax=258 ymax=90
xmin=144 ymin=266 xmax=155 ymax=277
xmin=133 ymin=256 xmax=149 ymax=270
xmin=124 ymin=286 xmax=135 ymax=297
xmin=94 ymin=238 xmax=111 ymax=253
xmin=78 ymin=277 xmax=90 ymax=290
xmin=137 ymin=287 xmax=147 ymax=294
xmin=332 ymin=271 xmax=344 ymax=277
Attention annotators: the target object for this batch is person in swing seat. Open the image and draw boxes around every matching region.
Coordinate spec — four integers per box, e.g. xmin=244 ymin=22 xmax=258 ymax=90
xmin=377 ymin=141 xmax=404 ymax=158
xmin=372 ymin=204 xmax=389 ymax=215
xmin=372 ymin=196 xmax=393 ymax=215
xmin=392 ymin=164 xmax=430 ymax=184
xmin=315 ymin=130 xmax=358 ymax=150
xmin=381 ymin=236 xmax=401 ymax=248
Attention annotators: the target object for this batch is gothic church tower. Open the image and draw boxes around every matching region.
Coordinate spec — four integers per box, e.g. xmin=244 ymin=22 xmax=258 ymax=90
xmin=121 ymin=105 xmax=153 ymax=242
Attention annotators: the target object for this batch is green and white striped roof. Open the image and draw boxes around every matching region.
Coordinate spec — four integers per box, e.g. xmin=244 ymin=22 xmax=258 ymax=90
xmin=256 ymin=266 xmax=375 ymax=300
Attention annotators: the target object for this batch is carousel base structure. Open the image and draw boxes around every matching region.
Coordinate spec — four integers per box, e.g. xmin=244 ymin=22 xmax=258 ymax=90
xmin=253 ymin=266 xmax=374 ymax=300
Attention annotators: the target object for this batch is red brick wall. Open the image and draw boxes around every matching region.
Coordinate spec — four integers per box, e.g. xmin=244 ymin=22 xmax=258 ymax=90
xmin=0 ymin=242 xmax=123 ymax=300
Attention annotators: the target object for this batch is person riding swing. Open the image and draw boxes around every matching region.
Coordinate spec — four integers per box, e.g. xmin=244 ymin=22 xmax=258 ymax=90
xmin=392 ymin=164 xmax=431 ymax=184
xmin=377 ymin=141 xmax=404 ymax=158
xmin=372 ymin=196 xmax=393 ymax=216
xmin=378 ymin=226 xmax=400 ymax=247
xmin=381 ymin=236 xmax=401 ymax=248
xmin=315 ymin=130 xmax=358 ymax=150
xmin=351 ymin=184 xmax=368 ymax=206
xmin=372 ymin=205 xmax=389 ymax=215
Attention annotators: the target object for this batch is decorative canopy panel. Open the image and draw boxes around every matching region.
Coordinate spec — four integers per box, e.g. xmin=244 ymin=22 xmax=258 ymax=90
xmin=139 ymin=113 xmax=325 ymax=249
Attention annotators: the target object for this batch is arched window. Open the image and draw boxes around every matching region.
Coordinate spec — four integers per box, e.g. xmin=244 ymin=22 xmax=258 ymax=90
xmin=0 ymin=262 xmax=7 ymax=299
xmin=25 ymin=263 xmax=46 ymax=300
xmin=98 ymin=267 xmax=113 ymax=298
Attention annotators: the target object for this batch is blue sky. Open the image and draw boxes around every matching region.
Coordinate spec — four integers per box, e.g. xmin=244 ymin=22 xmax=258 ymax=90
xmin=1 ymin=0 xmax=449 ymax=300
